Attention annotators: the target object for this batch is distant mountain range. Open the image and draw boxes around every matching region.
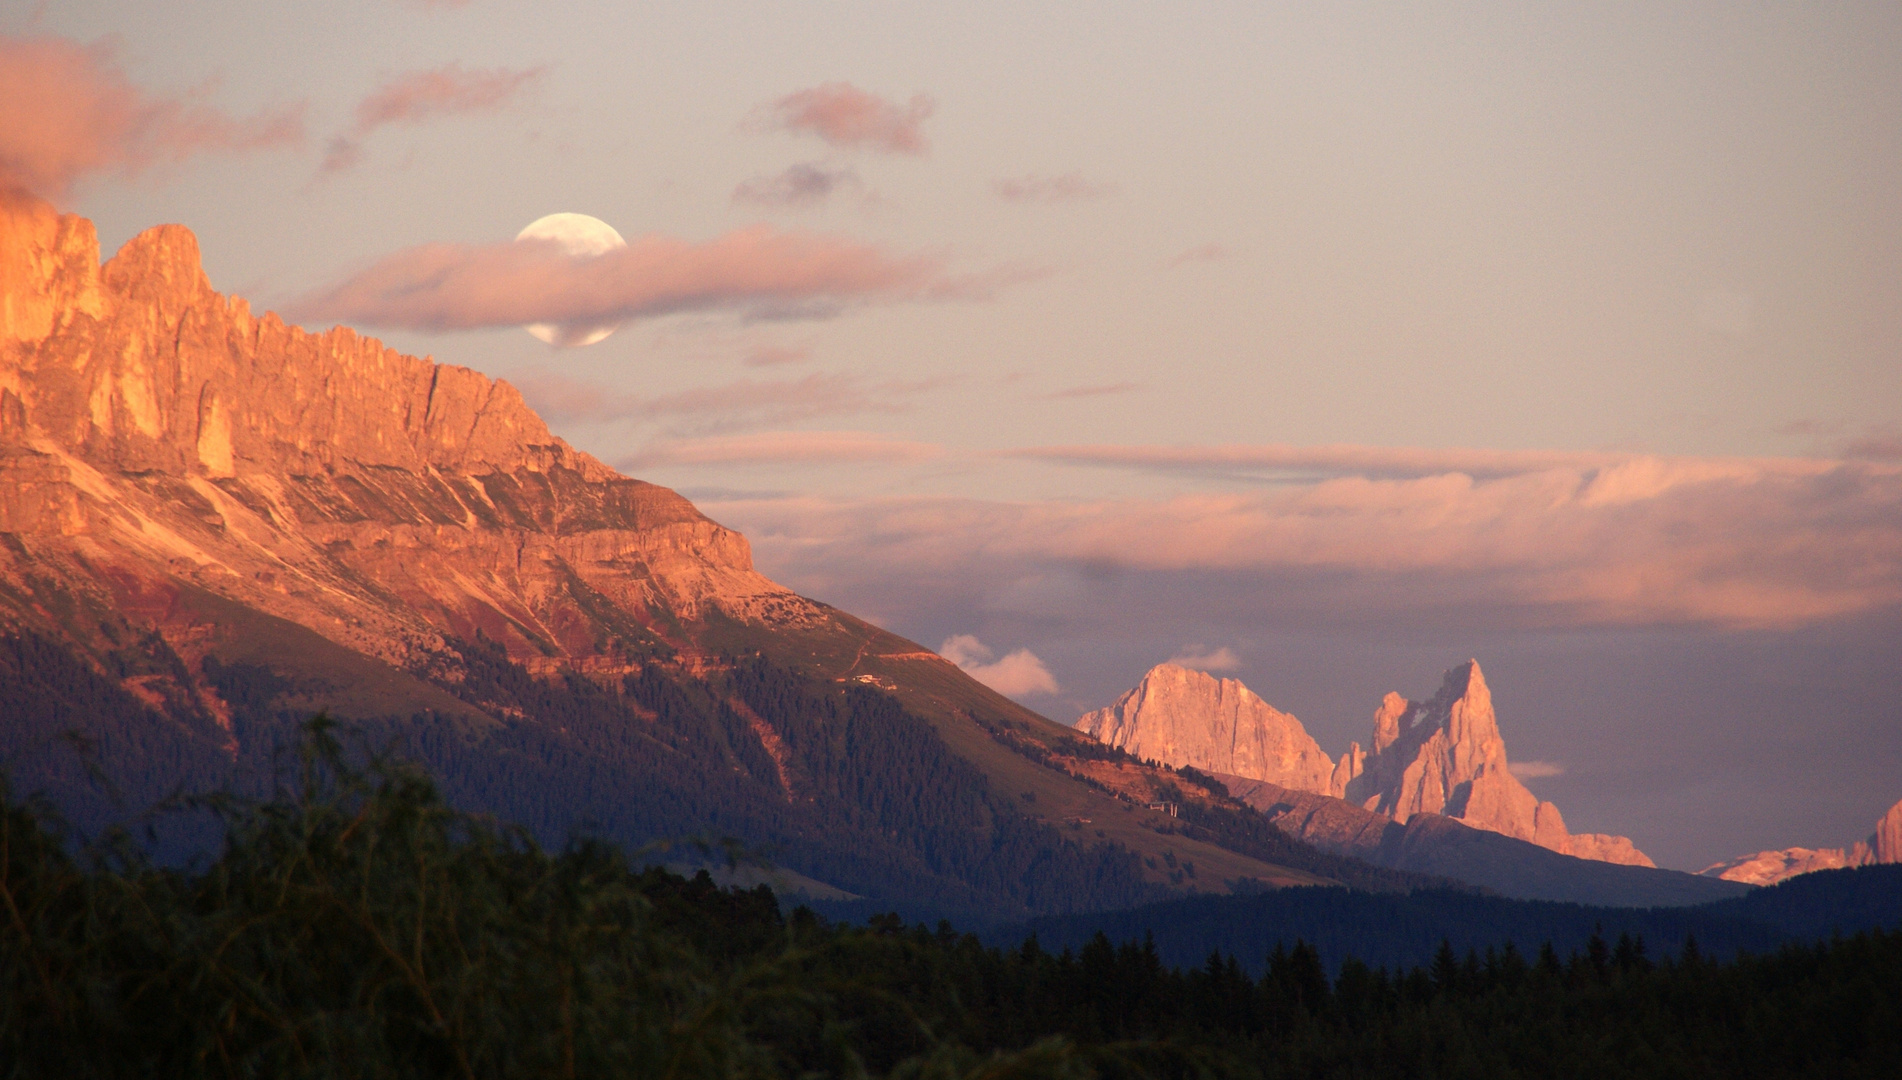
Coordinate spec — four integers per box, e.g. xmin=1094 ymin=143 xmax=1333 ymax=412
xmin=1079 ymin=661 xmax=1649 ymax=864
xmin=1700 ymin=795 xmax=1902 ymax=885
xmin=1076 ymin=660 xmax=1899 ymax=900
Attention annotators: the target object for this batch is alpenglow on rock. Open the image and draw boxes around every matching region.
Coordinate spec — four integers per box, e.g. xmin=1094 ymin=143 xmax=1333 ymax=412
xmin=0 ymin=194 xmax=1375 ymax=916
xmin=1074 ymin=663 xmax=1337 ymax=795
xmin=0 ymin=193 xmax=815 ymax=681
xmin=1076 ymin=659 xmax=1654 ymax=868
xmin=1701 ymin=796 xmax=1902 ymax=886
xmin=1339 ymin=661 xmax=1653 ymax=867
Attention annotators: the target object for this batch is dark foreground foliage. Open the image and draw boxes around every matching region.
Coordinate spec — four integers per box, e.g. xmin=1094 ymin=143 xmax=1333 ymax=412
xmin=1003 ymin=864 xmax=1902 ymax=977
xmin=4 ymin=724 xmax=1899 ymax=1079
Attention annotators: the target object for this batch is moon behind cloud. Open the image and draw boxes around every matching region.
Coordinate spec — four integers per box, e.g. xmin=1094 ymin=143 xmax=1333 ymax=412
xmin=515 ymin=213 xmax=629 ymax=346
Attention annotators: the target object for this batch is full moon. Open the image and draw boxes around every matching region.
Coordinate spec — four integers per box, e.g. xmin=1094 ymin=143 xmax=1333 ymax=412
xmin=515 ymin=212 xmax=628 ymax=347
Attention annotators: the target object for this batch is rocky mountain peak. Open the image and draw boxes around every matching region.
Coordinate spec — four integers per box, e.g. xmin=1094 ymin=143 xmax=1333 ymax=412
xmin=1342 ymin=661 xmax=1651 ymax=867
xmin=1872 ymin=798 xmax=1902 ymax=863
xmin=1370 ymin=692 xmax=1410 ymax=754
xmin=1074 ymin=662 xmax=1336 ymax=794
xmin=1431 ymin=660 xmax=1499 ymax=747
xmin=1074 ymin=657 xmax=1653 ymax=868
xmin=1 ymin=200 xmax=814 ymax=676
xmin=101 ymin=223 xmax=214 ymax=313
xmin=1 ymin=194 xmax=105 ymax=345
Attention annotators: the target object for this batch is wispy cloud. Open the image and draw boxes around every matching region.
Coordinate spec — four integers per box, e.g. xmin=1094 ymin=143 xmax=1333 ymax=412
xmin=514 ymin=370 xmax=940 ymax=433
xmin=321 ymin=62 xmax=543 ymax=174
xmin=992 ymin=172 xmax=1117 ymax=204
xmin=288 ymin=226 xmax=975 ymax=334
xmin=700 ymin=450 xmax=1902 ymax=630
xmin=940 ymin=634 xmax=1059 ymax=697
xmin=1169 ymin=645 xmax=1241 ymax=671
xmin=623 ymin=430 xmax=940 ymax=468
xmin=1045 ymin=382 xmax=1139 ymax=400
xmin=1844 ymin=428 xmax=1902 ymax=462
xmin=0 ymin=34 xmax=303 ymax=199
xmin=746 ymin=82 xmax=934 ymax=155
xmin=1510 ymin=761 xmax=1567 ymax=780
xmin=1166 ymin=243 xmax=1231 ymax=267
xmin=1005 ymin=442 xmax=1836 ymax=483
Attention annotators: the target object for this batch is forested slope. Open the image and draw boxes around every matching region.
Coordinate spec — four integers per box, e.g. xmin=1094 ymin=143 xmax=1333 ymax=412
xmin=4 ymin=740 xmax=1896 ymax=1079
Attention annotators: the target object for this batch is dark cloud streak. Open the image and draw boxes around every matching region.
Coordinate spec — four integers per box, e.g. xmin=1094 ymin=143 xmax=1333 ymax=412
xmin=732 ymin=163 xmax=863 ymax=208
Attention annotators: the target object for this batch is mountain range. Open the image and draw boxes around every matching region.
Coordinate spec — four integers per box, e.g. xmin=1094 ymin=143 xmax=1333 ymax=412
xmin=1699 ymin=796 xmax=1902 ymax=886
xmin=1079 ymin=660 xmax=1647 ymax=864
xmin=1075 ymin=661 xmax=1899 ymax=895
xmin=1 ymin=195 xmax=1879 ymax=921
xmin=0 ymin=194 xmax=1469 ymax=921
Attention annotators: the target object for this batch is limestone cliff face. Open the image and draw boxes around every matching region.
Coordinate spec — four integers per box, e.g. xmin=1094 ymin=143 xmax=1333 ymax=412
xmin=1702 ymin=796 xmax=1902 ymax=886
xmin=1868 ymin=798 xmax=1902 ymax=864
xmin=1075 ymin=657 xmax=1654 ymax=868
xmin=1341 ymin=661 xmax=1653 ymax=867
xmin=0 ymin=195 xmax=818 ymax=678
xmin=1074 ymin=663 xmax=1337 ymax=794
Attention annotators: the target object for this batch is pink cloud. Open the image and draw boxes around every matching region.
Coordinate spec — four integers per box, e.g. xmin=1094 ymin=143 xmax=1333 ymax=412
xmin=623 ymin=430 xmax=941 ymax=468
xmin=322 ymin=62 xmax=544 ymax=173
xmin=353 ymin=63 xmax=543 ymax=129
xmin=699 ymin=451 xmax=1902 ymax=630
xmin=289 ymin=226 xmax=958 ymax=333
xmin=0 ymin=35 xmax=303 ymax=199
xmin=939 ymin=635 xmax=1059 ymax=697
xmin=992 ymin=172 xmax=1118 ymax=204
xmin=747 ymin=82 xmax=934 ymax=155
xmin=732 ymin=162 xmax=863 ymax=208
xmin=1167 ymin=243 xmax=1231 ymax=267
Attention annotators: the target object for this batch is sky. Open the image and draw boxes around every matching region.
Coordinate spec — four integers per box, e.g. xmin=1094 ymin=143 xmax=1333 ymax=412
xmin=5 ymin=1 xmax=1900 ymax=871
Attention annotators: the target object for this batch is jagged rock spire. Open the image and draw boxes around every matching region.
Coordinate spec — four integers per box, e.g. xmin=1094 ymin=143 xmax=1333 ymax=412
xmin=1344 ymin=660 xmax=1652 ymax=867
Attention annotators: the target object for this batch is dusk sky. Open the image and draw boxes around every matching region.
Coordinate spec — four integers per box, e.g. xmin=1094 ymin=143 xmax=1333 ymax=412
xmin=6 ymin=2 xmax=1899 ymax=870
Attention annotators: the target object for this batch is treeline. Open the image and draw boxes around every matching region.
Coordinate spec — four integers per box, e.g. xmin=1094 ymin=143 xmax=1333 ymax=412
xmin=3 ymin=731 xmax=1897 ymax=1078
xmin=1004 ymin=866 xmax=1902 ymax=979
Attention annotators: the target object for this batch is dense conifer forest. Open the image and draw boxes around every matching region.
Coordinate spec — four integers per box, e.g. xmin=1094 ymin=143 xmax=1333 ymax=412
xmin=4 ymin=722 xmax=1898 ymax=1078
xmin=0 ymin=631 xmax=1439 ymax=921
xmin=1007 ymin=863 xmax=1902 ymax=976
